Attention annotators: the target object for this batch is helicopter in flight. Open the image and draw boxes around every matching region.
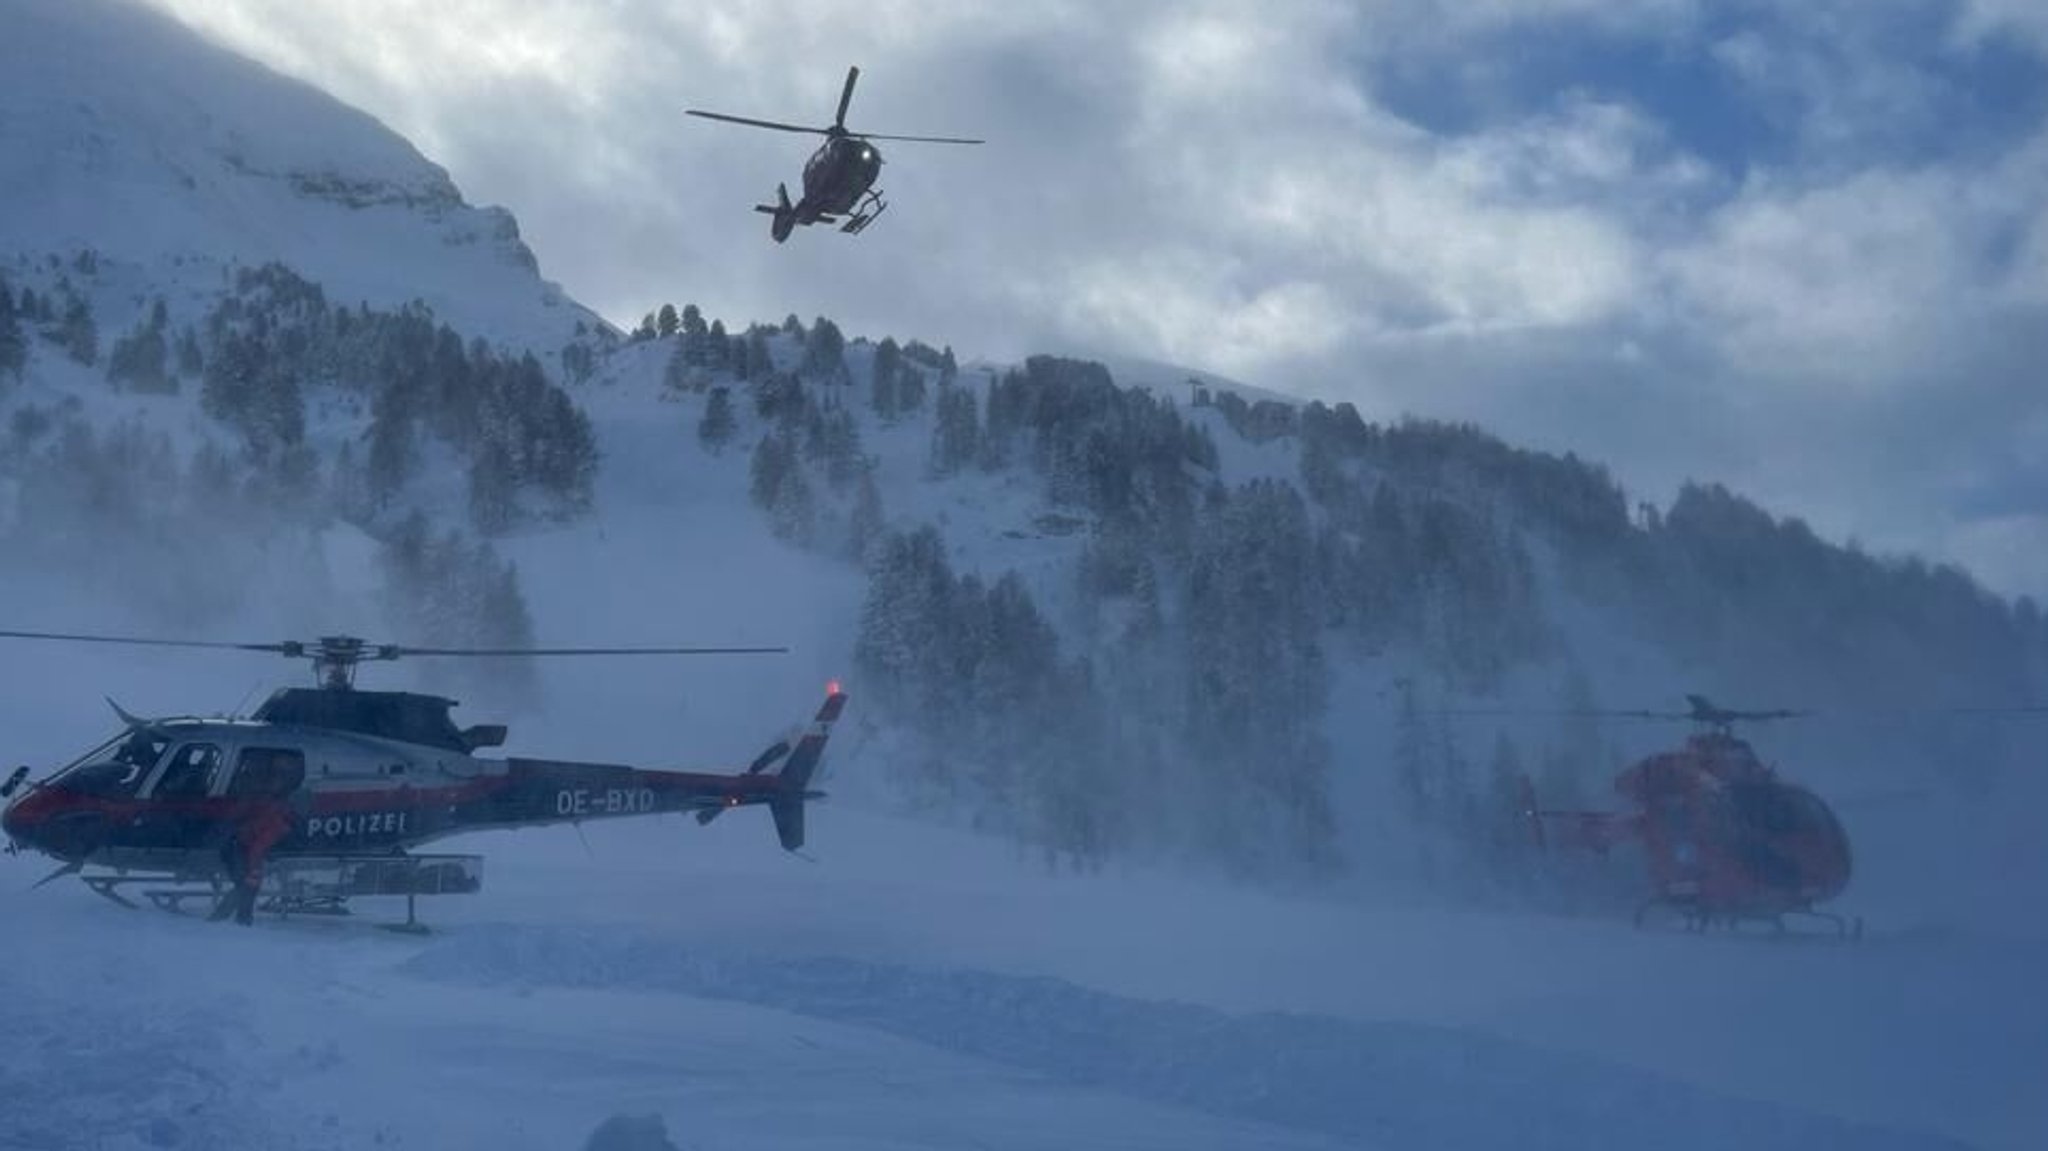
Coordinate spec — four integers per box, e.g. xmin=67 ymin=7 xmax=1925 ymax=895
xmin=1521 ymin=695 xmax=1862 ymax=938
xmin=686 ymin=65 xmax=983 ymax=242
xmin=0 ymin=629 xmax=846 ymax=930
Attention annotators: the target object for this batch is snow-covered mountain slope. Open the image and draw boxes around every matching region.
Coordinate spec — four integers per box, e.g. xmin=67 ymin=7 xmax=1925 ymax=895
xmin=0 ymin=0 xmax=600 ymax=350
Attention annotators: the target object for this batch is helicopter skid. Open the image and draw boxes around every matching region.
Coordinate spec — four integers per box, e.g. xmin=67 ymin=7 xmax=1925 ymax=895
xmin=841 ymin=190 xmax=887 ymax=234
xmin=75 ymin=853 xmax=482 ymax=929
xmin=1635 ymin=896 xmax=1863 ymax=941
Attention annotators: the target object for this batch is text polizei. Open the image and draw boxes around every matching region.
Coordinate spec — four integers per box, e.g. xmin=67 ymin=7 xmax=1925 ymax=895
xmin=306 ymin=811 xmax=410 ymax=839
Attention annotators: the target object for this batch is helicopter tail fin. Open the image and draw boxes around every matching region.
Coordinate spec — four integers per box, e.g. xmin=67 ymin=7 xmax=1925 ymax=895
xmin=754 ymin=183 xmax=797 ymax=243
xmin=700 ymin=686 xmax=849 ymax=849
xmin=765 ymin=686 xmax=847 ymax=851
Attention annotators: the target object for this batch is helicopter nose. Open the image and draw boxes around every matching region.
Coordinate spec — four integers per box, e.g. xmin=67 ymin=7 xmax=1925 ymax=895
xmin=1 ymin=790 xmax=32 ymax=850
xmin=1 ymin=779 xmax=55 ymax=855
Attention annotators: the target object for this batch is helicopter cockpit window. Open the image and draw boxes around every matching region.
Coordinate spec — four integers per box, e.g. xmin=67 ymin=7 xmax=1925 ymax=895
xmin=52 ymin=730 xmax=168 ymax=797
xmin=113 ymin=731 xmax=170 ymax=772
xmin=1729 ymin=784 xmax=1806 ymax=836
xmin=153 ymin=743 xmax=222 ymax=799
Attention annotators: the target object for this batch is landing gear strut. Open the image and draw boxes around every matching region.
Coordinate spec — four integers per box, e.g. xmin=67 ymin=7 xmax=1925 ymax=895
xmin=842 ymin=188 xmax=887 ymax=234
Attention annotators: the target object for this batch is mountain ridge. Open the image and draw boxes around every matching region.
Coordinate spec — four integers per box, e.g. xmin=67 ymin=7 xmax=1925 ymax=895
xmin=1 ymin=0 xmax=602 ymax=352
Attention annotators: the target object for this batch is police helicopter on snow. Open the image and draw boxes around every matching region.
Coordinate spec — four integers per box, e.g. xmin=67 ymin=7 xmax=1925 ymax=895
xmin=0 ymin=628 xmax=846 ymax=931
xmin=686 ymin=65 xmax=983 ymax=242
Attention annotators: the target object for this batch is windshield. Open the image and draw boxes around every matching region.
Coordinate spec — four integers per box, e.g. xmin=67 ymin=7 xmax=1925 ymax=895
xmin=50 ymin=729 xmax=169 ymax=796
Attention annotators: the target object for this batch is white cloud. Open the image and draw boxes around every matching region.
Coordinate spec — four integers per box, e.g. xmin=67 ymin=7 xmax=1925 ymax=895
xmin=1664 ymin=170 xmax=1976 ymax=383
xmin=1953 ymin=0 xmax=2048 ymax=56
xmin=134 ymin=0 xmax=2048 ymax=598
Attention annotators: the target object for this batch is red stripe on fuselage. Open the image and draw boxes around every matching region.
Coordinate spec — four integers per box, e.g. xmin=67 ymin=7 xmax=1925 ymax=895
xmin=504 ymin=760 xmax=784 ymax=797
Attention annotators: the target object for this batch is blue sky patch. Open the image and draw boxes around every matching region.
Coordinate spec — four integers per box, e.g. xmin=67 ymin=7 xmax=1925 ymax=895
xmin=1362 ymin=2 xmax=2048 ymax=179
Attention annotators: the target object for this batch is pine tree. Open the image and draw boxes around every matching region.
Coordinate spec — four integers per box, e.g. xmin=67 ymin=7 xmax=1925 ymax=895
xmin=561 ymin=340 xmax=595 ymax=383
xmin=897 ymin=363 xmax=927 ymax=413
xmin=663 ymin=337 xmax=690 ymax=392
xmin=800 ymin=399 xmax=830 ymax=465
xmin=174 ymin=326 xmax=203 ymax=378
xmin=706 ymin=319 xmax=731 ymax=372
xmin=107 ymin=302 xmax=171 ymax=392
xmin=854 ymin=525 xmax=956 ymax=713
xmin=928 ymin=383 xmax=981 ymax=477
xmin=821 ymin=408 xmax=864 ymax=485
xmin=846 ymin=467 xmax=884 ymax=561
xmin=680 ymin=304 xmax=709 ymax=366
xmin=468 ymin=440 xmax=518 ymax=534
xmin=802 ymin=316 xmax=847 ymax=384
xmin=698 ymin=386 xmax=736 ymax=454
xmin=59 ymin=293 xmax=97 ymax=367
xmin=748 ymin=433 xmax=790 ymax=512
xmin=743 ymin=328 xmax=774 ymax=381
xmin=1183 ymin=479 xmax=1335 ymax=871
xmin=365 ymin=391 xmax=416 ymax=508
xmin=771 ymin=461 xmax=816 ymax=544
xmin=870 ymin=337 xmax=902 ymax=421
xmin=656 ymin=303 xmax=681 ymax=339
xmin=0 ymin=276 xmax=25 ymax=380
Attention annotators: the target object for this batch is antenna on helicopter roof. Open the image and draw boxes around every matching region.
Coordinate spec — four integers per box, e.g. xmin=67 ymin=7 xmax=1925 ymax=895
xmin=228 ymin=680 xmax=264 ymax=721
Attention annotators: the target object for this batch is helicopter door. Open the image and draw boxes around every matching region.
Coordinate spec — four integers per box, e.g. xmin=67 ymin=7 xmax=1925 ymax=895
xmin=224 ymin=747 xmax=307 ymax=800
xmin=148 ymin=743 xmax=223 ymax=800
xmin=132 ymin=742 xmax=223 ymax=850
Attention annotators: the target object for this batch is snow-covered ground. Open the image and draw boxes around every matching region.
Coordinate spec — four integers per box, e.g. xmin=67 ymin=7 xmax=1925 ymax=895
xmin=4 ymin=802 xmax=2039 ymax=1151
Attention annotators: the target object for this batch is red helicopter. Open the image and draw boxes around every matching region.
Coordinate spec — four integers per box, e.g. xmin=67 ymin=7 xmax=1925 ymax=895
xmin=0 ymin=630 xmax=846 ymax=931
xmin=1521 ymin=696 xmax=1861 ymax=938
xmin=686 ymin=65 xmax=983 ymax=242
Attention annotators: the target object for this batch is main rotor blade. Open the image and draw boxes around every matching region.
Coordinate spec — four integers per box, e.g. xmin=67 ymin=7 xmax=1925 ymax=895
xmin=390 ymin=644 xmax=789 ymax=658
xmin=0 ymin=628 xmax=287 ymax=654
xmin=852 ymin=131 xmax=985 ymax=145
xmin=837 ymin=65 xmax=859 ymax=131
xmin=685 ymin=109 xmax=829 ymax=136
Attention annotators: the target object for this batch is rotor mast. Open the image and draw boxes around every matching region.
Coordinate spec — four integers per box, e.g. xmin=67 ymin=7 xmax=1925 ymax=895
xmin=284 ymin=636 xmax=401 ymax=690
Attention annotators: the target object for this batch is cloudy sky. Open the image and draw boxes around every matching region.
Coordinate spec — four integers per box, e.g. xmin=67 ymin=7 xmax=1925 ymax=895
xmin=143 ymin=0 xmax=2048 ymax=598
